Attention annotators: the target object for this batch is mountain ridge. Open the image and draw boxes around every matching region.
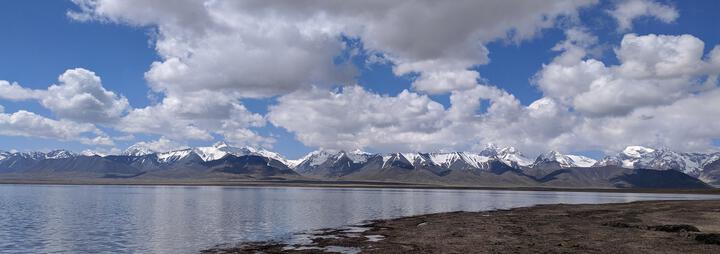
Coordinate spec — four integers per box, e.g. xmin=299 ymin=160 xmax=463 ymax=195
xmin=1 ymin=143 xmax=718 ymax=188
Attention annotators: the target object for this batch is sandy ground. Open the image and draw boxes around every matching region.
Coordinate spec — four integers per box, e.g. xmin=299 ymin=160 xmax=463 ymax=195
xmin=203 ymin=200 xmax=720 ymax=254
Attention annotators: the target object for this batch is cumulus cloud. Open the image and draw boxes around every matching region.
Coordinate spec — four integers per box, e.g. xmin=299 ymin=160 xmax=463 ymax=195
xmin=0 ymin=110 xmax=112 ymax=145
xmin=80 ymin=136 xmax=115 ymax=146
xmin=42 ymin=68 xmax=130 ymax=123
xmin=558 ymin=89 xmax=720 ymax=153
xmin=609 ymin=0 xmax=679 ymax=31
xmin=271 ymin=31 xmax=720 ymax=156
xmin=0 ymin=69 xmax=123 ymax=148
xmin=64 ymin=0 xmax=599 ymax=150
xmin=127 ymin=137 xmax=188 ymax=153
xmin=0 ymin=68 xmax=129 ymax=123
xmin=269 ymin=85 xmax=574 ymax=155
xmin=536 ymin=33 xmax=718 ymax=117
xmin=70 ymin=0 xmax=596 ymax=96
xmin=529 ymin=30 xmax=720 ymax=153
xmin=0 ymin=81 xmax=44 ymax=100
xmin=56 ymin=0 xmax=719 ymax=156
xmin=119 ymin=90 xmax=272 ymax=147
xmin=0 ymin=67 xmax=270 ymax=148
xmin=269 ymin=86 xmax=447 ymax=151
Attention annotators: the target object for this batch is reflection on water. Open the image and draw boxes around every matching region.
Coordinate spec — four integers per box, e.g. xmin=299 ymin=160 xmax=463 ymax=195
xmin=0 ymin=185 xmax=716 ymax=253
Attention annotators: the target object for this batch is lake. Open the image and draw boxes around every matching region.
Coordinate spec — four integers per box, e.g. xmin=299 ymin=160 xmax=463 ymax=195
xmin=0 ymin=184 xmax=717 ymax=253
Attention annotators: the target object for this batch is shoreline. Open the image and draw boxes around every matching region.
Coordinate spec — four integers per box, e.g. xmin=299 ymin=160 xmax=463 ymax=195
xmin=203 ymin=200 xmax=720 ymax=253
xmin=0 ymin=178 xmax=719 ymax=195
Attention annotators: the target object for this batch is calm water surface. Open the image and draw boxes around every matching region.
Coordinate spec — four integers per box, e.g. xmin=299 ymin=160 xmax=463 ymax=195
xmin=0 ymin=184 xmax=717 ymax=253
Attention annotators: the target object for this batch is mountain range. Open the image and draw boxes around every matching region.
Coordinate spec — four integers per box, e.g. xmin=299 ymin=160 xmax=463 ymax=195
xmin=1 ymin=142 xmax=718 ymax=189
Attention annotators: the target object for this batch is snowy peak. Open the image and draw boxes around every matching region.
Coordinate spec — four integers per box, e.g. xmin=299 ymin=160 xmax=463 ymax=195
xmin=345 ymin=149 xmax=372 ymax=164
xmin=599 ymin=145 xmax=719 ymax=177
xmin=497 ymin=147 xmax=533 ymax=167
xmin=301 ymin=150 xmax=334 ymax=167
xmin=213 ymin=141 xmax=230 ymax=149
xmin=192 ymin=142 xmax=286 ymax=163
xmin=534 ymin=150 xmax=597 ymax=168
xmin=192 ymin=146 xmax=230 ymax=161
xmin=622 ymin=146 xmax=656 ymax=158
xmin=122 ymin=144 xmax=156 ymax=156
xmin=157 ymin=149 xmax=194 ymax=163
xmin=377 ymin=151 xmax=498 ymax=171
xmin=0 ymin=150 xmax=9 ymax=161
xmin=44 ymin=150 xmax=76 ymax=159
xmin=296 ymin=149 xmax=372 ymax=169
xmin=116 ymin=141 xmax=291 ymax=166
xmin=80 ymin=150 xmax=105 ymax=157
xmin=428 ymin=152 xmax=492 ymax=169
xmin=0 ymin=150 xmax=77 ymax=161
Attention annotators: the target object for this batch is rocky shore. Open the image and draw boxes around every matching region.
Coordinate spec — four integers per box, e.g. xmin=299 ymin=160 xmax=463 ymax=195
xmin=203 ymin=200 xmax=720 ymax=253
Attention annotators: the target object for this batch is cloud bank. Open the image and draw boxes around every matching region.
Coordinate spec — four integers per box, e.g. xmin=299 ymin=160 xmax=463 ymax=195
xmin=1 ymin=0 xmax=717 ymax=157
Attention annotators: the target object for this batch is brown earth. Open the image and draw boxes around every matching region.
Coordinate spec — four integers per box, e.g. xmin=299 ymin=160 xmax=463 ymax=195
xmin=203 ymin=200 xmax=720 ymax=254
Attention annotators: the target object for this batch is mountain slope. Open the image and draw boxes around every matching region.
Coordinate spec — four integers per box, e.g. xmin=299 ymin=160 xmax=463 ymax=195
xmin=0 ymin=144 xmax=717 ymax=188
xmin=596 ymin=146 xmax=720 ymax=180
xmin=23 ymin=156 xmax=143 ymax=178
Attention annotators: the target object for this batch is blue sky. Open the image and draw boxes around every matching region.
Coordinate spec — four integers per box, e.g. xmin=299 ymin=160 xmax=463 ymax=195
xmin=0 ymin=0 xmax=718 ymax=159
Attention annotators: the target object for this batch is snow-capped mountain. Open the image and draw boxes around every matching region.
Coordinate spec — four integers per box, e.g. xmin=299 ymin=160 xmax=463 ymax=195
xmin=487 ymin=146 xmax=534 ymax=167
xmin=117 ymin=141 xmax=291 ymax=166
xmin=287 ymin=147 xmax=711 ymax=188
xmin=191 ymin=141 xmax=288 ymax=164
xmin=595 ymin=146 xmax=720 ymax=177
xmin=0 ymin=150 xmax=10 ymax=161
xmin=293 ymin=146 xmax=588 ymax=178
xmin=292 ymin=149 xmax=374 ymax=177
xmin=122 ymin=144 xmax=156 ymax=156
xmin=296 ymin=149 xmax=373 ymax=167
xmin=80 ymin=150 xmax=106 ymax=157
xmin=1 ymin=143 xmax=718 ymax=187
xmin=532 ymin=150 xmax=597 ymax=168
xmin=294 ymin=146 xmax=534 ymax=179
xmin=425 ymin=152 xmax=492 ymax=170
xmin=0 ymin=142 xmax=297 ymax=178
xmin=0 ymin=150 xmax=77 ymax=161
xmin=44 ymin=150 xmax=76 ymax=159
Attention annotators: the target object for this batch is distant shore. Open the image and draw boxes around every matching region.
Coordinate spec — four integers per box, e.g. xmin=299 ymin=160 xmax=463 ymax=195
xmin=203 ymin=200 xmax=720 ymax=254
xmin=0 ymin=178 xmax=718 ymax=194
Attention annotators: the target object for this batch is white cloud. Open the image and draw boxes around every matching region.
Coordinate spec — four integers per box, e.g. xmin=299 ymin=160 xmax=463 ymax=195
xmin=609 ymin=0 xmax=679 ymax=31
xmin=127 ymin=137 xmax=188 ymax=153
xmin=271 ymin=32 xmax=720 ymax=156
xmin=536 ymin=33 xmax=718 ymax=117
xmin=0 ymin=67 xmax=271 ymax=147
xmin=0 ymin=68 xmax=129 ymax=123
xmin=409 ymin=69 xmax=480 ymax=94
xmin=0 ymin=81 xmax=44 ymax=100
xmin=52 ymin=0 xmax=718 ymax=156
xmin=269 ymin=86 xmax=447 ymax=152
xmin=557 ymin=89 xmax=720 ymax=153
xmin=615 ymin=34 xmax=706 ymax=78
xmin=42 ymin=68 xmax=130 ymax=123
xmin=119 ymin=90 xmax=272 ymax=147
xmin=65 ymin=0 xmax=601 ymax=151
xmin=80 ymin=136 xmax=115 ymax=146
xmin=529 ymin=30 xmax=720 ymax=153
xmin=269 ymin=85 xmax=570 ymax=155
xmin=0 ymin=110 xmax=111 ymax=145
xmin=70 ymin=0 xmax=597 ymax=96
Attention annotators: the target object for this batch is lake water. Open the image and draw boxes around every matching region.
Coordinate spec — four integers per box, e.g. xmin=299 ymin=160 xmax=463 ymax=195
xmin=0 ymin=184 xmax=717 ymax=253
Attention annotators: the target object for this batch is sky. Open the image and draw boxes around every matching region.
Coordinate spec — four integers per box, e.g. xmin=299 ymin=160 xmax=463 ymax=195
xmin=0 ymin=0 xmax=719 ymax=159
